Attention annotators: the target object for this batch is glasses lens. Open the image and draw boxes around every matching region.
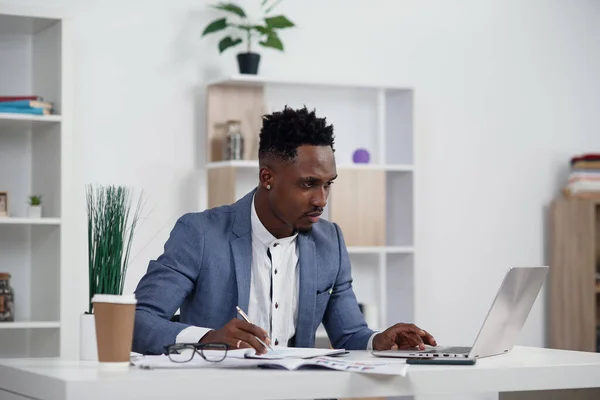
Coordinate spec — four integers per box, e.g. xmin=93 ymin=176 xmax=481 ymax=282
xmin=166 ymin=344 xmax=195 ymax=363
xmin=201 ymin=343 xmax=228 ymax=362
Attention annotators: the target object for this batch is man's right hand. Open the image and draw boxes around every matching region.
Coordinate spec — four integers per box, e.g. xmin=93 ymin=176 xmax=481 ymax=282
xmin=199 ymin=318 xmax=270 ymax=355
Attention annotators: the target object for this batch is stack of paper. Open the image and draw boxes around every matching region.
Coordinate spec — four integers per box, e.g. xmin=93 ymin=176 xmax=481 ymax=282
xmin=130 ymin=347 xmax=409 ymax=376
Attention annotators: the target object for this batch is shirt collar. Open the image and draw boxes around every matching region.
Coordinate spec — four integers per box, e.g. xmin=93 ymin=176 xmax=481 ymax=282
xmin=251 ymin=194 xmax=298 ymax=247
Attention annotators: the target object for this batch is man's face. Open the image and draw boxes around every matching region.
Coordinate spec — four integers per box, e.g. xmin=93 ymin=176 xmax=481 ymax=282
xmin=268 ymin=145 xmax=337 ymax=234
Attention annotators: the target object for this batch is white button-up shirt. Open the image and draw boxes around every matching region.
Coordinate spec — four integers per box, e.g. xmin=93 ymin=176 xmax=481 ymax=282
xmin=248 ymin=195 xmax=299 ymax=347
xmin=175 ymin=195 xmax=299 ymax=347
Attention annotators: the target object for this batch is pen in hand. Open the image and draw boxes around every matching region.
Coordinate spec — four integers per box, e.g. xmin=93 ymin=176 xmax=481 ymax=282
xmin=236 ymin=306 xmax=274 ymax=352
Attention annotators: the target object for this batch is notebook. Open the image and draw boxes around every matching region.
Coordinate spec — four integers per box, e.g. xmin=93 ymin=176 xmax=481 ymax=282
xmin=226 ymin=347 xmax=346 ymax=360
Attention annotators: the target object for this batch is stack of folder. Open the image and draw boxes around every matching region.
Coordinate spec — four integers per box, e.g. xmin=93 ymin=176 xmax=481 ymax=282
xmin=0 ymin=96 xmax=53 ymax=115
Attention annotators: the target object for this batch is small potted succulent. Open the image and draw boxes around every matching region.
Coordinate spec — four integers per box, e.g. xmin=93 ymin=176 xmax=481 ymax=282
xmin=27 ymin=194 xmax=42 ymax=218
xmin=201 ymin=1 xmax=295 ymax=74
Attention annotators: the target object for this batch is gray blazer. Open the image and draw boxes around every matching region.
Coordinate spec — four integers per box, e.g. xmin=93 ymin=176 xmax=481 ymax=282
xmin=132 ymin=189 xmax=374 ymax=355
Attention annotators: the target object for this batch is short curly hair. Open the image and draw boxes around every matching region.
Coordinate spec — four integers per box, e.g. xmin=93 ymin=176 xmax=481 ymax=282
xmin=258 ymin=106 xmax=335 ymax=162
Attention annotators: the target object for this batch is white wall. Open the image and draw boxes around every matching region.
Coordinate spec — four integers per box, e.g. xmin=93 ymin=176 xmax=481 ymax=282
xmin=2 ymin=0 xmax=600 ymax=370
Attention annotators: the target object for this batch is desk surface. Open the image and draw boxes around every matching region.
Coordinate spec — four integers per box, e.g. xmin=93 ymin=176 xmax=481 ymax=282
xmin=0 ymin=346 xmax=599 ymax=400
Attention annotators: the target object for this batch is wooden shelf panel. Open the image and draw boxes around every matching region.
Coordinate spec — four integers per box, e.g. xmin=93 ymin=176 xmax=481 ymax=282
xmin=206 ymin=84 xmax=265 ymax=163
xmin=549 ymin=198 xmax=598 ymax=352
xmin=330 ymin=169 xmax=385 ymax=246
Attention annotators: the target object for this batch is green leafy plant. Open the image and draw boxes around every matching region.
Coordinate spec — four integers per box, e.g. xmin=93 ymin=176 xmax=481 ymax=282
xmin=201 ymin=1 xmax=295 ymax=54
xmin=28 ymin=195 xmax=42 ymax=206
xmin=86 ymin=184 xmax=143 ymax=313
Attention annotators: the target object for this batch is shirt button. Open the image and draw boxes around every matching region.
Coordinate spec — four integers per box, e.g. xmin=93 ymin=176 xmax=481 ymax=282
xmin=275 ymin=302 xmax=279 ymax=309
xmin=275 ymin=339 xmax=279 ymax=346
xmin=274 ymin=268 xmax=278 ymax=275
xmin=273 ymin=243 xmax=279 ymax=247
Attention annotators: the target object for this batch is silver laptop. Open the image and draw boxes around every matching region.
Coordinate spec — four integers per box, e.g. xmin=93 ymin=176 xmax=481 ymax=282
xmin=372 ymin=266 xmax=549 ymax=359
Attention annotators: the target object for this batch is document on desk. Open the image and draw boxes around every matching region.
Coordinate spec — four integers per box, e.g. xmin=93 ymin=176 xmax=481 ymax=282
xmin=130 ymin=354 xmax=409 ymax=376
xmin=130 ymin=354 xmax=263 ymax=370
xmin=225 ymin=347 xmax=346 ymax=360
xmin=259 ymin=356 xmax=409 ymax=376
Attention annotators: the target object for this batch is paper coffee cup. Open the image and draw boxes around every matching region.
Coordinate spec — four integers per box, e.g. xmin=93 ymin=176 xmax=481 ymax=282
xmin=92 ymin=294 xmax=136 ymax=365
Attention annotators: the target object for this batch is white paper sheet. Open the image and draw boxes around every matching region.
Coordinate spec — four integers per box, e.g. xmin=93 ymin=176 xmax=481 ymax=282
xmin=131 ymin=354 xmax=409 ymax=376
xmin=260 ymin=356 xmax=409 ymax=376
xmin=224 ymin=347 xmax=347 ymax=359
xmin=131 ymin=354 xmax=264 ymax=369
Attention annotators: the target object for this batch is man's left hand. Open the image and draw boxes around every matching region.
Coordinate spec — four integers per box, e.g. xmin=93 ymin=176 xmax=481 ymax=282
xmin=373 ymin=323 xmax=437 ymax=351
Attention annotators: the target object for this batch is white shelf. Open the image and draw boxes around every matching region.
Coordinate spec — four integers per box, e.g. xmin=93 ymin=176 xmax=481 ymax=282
xmin=316 ymin=327 xmax=328 ymax=339
xmin=0 ymin=321 xmax=60 ymax=329
xmin=206 ymin=160 xmax=413 ymax=172
xmin=208 ymin=74 xmax=410 ymax=91
xmin=382 ymin=164 xmax=414 ymax=172
xmin=206 ymin=160 xmax=259 ymax=169
xmin=340 ymin=164 xmax=413 ymax=172
xmin=0 ymin=113 xmax=62 ymax=128
xmin=0 ymin=217 xmax=61 ymax=225
xmin=347 ymin=246 xmax=414 ymax=254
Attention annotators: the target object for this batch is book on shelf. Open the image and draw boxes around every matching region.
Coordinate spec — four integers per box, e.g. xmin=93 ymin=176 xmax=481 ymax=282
xmin=0 ymin=95 xmax=43 ymax=102
xmin=0 ymin=106 xmax=51 ymax=116
xmin=0 ymin=95 xmax=54 ymax=116
xmin=0 ymin=100 xmax=52 ymax=109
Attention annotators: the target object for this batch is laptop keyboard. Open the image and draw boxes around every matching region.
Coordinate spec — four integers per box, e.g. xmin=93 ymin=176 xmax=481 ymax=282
xmin=424 ymin=346 xmax=471 ymax=354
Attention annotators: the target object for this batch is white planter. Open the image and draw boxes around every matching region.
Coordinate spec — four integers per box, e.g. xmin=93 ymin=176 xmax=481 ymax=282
xmin=79 ymin=313 xmax=98 ymax=361
xmin=27 ymin=205 xmax=42 ymax=218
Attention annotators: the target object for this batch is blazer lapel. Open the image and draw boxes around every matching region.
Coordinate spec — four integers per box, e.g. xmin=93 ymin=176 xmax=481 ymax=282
xmin=230 ymin=190 xmax=256 ymax=315
xmin=295 ymin=234 xmax=317 ymax=347
xmin=231 ymin=235 xmax=252 ymax=314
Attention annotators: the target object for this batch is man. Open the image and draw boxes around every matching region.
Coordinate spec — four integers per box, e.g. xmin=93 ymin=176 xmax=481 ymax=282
xmin=133 ymin=106 xmax=436 ymax=355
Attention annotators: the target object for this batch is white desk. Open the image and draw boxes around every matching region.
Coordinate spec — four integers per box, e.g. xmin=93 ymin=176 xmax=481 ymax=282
xmin=0 ymin=346 xmax=599 ymax=400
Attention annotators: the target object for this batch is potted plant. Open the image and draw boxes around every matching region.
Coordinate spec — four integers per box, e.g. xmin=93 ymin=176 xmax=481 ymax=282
xmin=80 ymin=184 xmax=143 ymax=361
xmin=27 ymin=194 xmax=42 ymax=218
xmin=201 ymin=1 xmax=295 ymax=74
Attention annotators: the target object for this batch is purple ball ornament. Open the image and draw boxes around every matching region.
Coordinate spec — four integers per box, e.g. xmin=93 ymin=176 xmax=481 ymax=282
xmin=352 ymin=148 xmax=370 ymax=164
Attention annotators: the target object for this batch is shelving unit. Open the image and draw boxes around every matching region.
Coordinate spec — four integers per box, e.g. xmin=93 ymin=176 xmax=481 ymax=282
xmin=549 ymin=196 xmax=600 ymax=353
xmin=0 ymin=8 xmax=73 ymax=358
xmin=203 ymin=75 xmax=415 ymax=346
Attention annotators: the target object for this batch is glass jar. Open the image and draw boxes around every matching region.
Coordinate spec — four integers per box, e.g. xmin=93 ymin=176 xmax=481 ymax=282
xmin=222 ymin=120 xmax=244 ymax=161
xmin=0 ymin=273 xmax=14 ymax=322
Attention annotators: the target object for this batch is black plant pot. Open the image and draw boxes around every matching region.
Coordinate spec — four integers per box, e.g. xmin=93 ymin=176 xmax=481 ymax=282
xmin=237 ymin=52 xmax=260 ymax=75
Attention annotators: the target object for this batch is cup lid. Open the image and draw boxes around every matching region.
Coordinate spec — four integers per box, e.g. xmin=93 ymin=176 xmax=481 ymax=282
xmin=91 ymin=294 xmax=136 ymax=304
